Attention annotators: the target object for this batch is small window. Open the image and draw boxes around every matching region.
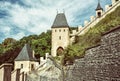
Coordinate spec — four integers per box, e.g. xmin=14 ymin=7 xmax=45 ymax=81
xmin=59 ymin=36 xmax=61 ymax=40
xmin=31 ymin=64 xmax=34 ymax=70
xmin=55 ymin=30 xmax=57 ymax=32
xmin=97 ymin=12 xmax=101 ymax=17
xmin=59 ymin=29 xmax=61 ymax=32
xmin=64 ymin=29 xmax=65 ymax=32
xmin=21 ymin=64 xmax=23 ymax=68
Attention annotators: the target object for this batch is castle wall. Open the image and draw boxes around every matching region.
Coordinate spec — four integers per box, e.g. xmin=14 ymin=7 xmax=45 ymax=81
xmin=0 ymin=63 xmax=12 ymax=81
xmin=77 ymin=0 xmax=120 ymax=36
xmin=15 ymin=61 xmax=39 ymax=73
xmin=15 ymin=61 xmax=30 ymax=73
xmin=51 ymin=27 xmax=70 ymax=57
xmin=26 ymin=56 xmax=64 ymax=81
xmin=11 ymin=69 xmax=20 ymax=81
xmin=65 ymin=25 xmax=120 ymax=81
xmin=19 ymin=72 xmax=25 ymax=81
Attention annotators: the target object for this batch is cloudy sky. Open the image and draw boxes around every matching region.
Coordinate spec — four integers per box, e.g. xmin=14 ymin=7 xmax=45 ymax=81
xmin=0 ymin=0 xmax=111 ymax=43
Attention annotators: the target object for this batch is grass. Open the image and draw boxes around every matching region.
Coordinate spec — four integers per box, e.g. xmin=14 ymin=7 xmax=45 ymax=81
xmin=66 ymin=6 xmax=120 ymax=59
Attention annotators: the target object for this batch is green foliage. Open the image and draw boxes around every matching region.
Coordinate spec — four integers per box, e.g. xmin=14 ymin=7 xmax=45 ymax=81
xmin=0 ymin=30 xmax=51 ymax=58
xmin=64 ymin=6 xmax=120 ymax=61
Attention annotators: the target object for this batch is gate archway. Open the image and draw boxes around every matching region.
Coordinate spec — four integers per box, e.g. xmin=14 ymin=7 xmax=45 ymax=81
xmin=57 ymin=47 xmax=64 ymax=56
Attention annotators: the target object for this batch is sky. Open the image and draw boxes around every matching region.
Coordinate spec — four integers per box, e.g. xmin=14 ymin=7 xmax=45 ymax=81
xmin=0 ymin=0 xmax=111 ymax=43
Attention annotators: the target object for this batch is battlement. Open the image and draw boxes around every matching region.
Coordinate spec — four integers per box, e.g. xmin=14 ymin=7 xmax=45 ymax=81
xmin=73 ymin=0 xmax=120 ymax=36
xmin=40 ymin=53 xmax=50 ymax=65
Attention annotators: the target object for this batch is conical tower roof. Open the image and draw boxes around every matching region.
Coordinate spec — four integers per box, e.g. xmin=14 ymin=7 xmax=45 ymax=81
xmin=15 ymin=44 xmax=36 ymax=61
xmin=52 ymin=13 xmax=69 ymax=28
xmin=96 ymin=0 xmax=103 ymax=11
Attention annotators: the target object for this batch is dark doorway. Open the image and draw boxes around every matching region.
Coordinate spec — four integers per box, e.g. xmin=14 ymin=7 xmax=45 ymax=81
xmin=57 ymin=47 xmax=64 ymax=56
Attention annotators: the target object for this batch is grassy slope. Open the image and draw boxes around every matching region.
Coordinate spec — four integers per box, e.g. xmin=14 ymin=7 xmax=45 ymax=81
xmin=69 ymin=6 xmax=120 ymax=58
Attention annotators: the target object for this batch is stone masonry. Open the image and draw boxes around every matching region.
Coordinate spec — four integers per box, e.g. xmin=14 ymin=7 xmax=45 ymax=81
xmin=65 ymin=25 xmax=120 ymax=81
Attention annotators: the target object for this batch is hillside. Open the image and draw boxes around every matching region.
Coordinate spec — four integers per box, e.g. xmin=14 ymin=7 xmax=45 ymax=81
xmin=0 ymin=30 xmax=51 ymax=65
xmin=0 ymin=5 xmax=120 ymax=65
xmin=64 ymin=5 xmax=120 ymax=62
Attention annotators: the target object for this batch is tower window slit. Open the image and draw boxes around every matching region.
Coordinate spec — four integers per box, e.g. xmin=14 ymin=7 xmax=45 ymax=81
xmin=59 ymin=36 xmax=61 ymax=40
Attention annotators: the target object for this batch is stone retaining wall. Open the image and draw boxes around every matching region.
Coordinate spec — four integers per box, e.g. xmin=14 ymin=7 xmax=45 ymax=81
xmin=65 ymin=25 xmax=120 ymax=81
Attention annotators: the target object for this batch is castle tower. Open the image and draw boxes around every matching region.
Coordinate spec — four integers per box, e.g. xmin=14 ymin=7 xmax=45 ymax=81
xmin=14 ymin=44 xmax=38 ymax=73
xmin=112 ymin=0 xmax=119 ymax=5
xmin=51 ymin=13 xmax=70 ymax=57
xmin=95 ymin=0 xmax=103 ymax=18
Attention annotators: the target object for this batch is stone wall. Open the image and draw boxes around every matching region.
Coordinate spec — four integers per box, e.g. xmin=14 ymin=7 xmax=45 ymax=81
xmin=65 ymin=25 xmax=120 ymax=81
xmin=0 ymin=63 xmax=12 ymax=81
xmin=0 ymin=63 xmax=26 ymax=81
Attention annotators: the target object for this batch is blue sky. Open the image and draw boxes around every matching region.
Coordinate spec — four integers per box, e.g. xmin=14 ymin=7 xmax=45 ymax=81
xmin=0 ymin=0 xmax=111 ymax=43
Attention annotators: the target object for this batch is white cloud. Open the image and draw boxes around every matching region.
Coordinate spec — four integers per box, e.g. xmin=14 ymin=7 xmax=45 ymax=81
xmin=0 ymin=0 xmax=111 ymax=42
xmin=0 ymin=26 xmax=11 ymax=36
xmin=11 ymin=32 xmax=25 ymax=40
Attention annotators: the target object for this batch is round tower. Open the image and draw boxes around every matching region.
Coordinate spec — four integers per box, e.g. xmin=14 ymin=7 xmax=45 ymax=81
xmin=51 ymin=13 xmax=70 ymax=57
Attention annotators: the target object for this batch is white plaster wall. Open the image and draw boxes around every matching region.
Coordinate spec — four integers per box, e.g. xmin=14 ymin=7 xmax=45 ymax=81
xmin=11 ymin=70 xmax=17 ymax=81
xmin=15 ymin=61 xmax=39 ymax=73
xmin=30 ymin=61 xmax=39 ymax=70
xmin=0 ymin=66 xmax=4 ymax=81
xmin=15 ymin=61 xmax=30 ymax=73
xmin=51 ymin=27 xmax=70 ymax=57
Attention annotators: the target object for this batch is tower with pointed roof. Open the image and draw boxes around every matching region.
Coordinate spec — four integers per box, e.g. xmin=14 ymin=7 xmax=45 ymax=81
xmin=51 ymin=13 xmax=70 ymax=57
xmin=14 ymin=44 xmax=39 ymax=73
xmin=96 ymin=0 xmax=103 ymax=18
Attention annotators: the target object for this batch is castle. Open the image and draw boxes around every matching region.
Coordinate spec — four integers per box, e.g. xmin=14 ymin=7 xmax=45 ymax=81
xmin=0 ymin=0 xmax=120 ymax=81
xmin=51 ymin=0 xmax=120 ymax=57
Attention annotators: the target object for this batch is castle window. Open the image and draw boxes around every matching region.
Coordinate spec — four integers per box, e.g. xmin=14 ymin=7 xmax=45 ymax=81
xmin=59 ymin=36 xmax=61 ymax=40
xmin=55 ymin=30 xmax=57 ymax=32
xmin=31 ymin=64 xmax=34 ymax=70
xmin=64 ymin=29 xmax=65 ymax=32
xmin=97 ymin=12 xmax=101 ymax=17
xmin=59 ymin=29 xmax=61 ymax=32
xmin=21 ymin=64 xmax=23 ymax=68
